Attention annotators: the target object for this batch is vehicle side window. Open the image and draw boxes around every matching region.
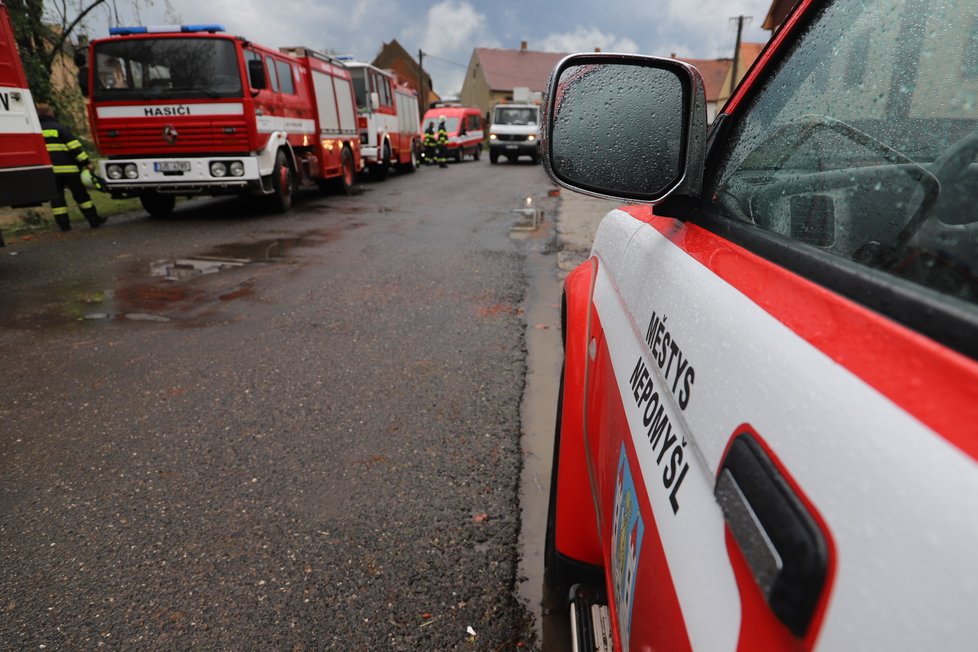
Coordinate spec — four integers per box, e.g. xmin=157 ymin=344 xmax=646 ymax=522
xmin=244 ymin=49 xmax=259 ymax=89
xmin=373 ymin=73 xmax=391 ymax=107
xmin=705 ymin=0 xmax=978 ymax=308
xmin=276 ymin=60 xmax=294 ymax=94
xmin=469 ymin=115 xmax=480 ymax=130
xmin=264 ymin=55 xmax=279 ymax=93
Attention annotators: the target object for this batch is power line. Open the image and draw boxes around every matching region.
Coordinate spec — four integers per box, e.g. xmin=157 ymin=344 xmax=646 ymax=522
xmin=419 ymin=51 xmax=467 ymax=68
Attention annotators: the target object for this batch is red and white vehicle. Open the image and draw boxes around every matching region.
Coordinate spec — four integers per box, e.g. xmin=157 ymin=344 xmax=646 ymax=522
xmin=344 ymin=60 xmax=421 ymax=180
xmin=0 ymin=0 xmax=56 ymax=241
xmin=544 ymin=0 xmax=978 ymax=650
xmin=422 ymin=104 xmax=484 ymax=163
xmin=79 ymin=25 xmax=361 ymax=217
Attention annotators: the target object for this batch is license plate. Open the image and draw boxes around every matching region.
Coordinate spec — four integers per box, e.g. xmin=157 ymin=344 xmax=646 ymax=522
xmin=505 ymin=145 xmax=518 ymax=150
xmin=154 ymin=161 xmax=191 ymax=172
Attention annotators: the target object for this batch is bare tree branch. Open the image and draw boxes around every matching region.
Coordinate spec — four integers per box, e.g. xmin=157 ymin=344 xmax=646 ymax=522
xmin=44 ymin=0 xmax=108 ymax=65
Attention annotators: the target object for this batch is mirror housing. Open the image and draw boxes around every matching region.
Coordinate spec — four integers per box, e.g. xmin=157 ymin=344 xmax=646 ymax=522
xmin=248 ymin=59 xmax=267 ymax=90
xmin=544 ymin=53 xmax=708 ymax=205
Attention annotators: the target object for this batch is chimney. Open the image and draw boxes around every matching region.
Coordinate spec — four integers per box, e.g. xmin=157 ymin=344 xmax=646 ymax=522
xmin=520 ymin=40 xmax=527 ymax=52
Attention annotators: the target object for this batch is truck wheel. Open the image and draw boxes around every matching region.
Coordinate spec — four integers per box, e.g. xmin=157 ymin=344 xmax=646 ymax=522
xmin=490 ymin=151 xmax=498 ymax=164
xmin=140 ymin=191 xmax=175 ymax=218
xmin=370 ymin=142 xmax=391 ymax=181
xmin=399 ymin=142 xmax=418 ymax=174
xmin=455 ymin=147 xmax=463 ymax=163
xmin=474 ymin=146 xmax=481 ymax=161
xmin=266 ymin=149 xmax=293 ymax=213
xmin=334 ymin=147 xmax=355 ymax=194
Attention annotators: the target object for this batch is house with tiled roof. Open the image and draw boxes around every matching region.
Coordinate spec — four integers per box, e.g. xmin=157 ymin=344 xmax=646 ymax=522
xmin=459 ymin=42 xmax=568 ymax=124
xmin=715 ymin=42 xmax=767 ymax=107
xmin=675 ymin=57 xmax=732 ymax=123
xmin=371 ymin=39 xmax=439 ymax=113
xmin=763 ymin=0 xmax=796 ymax=31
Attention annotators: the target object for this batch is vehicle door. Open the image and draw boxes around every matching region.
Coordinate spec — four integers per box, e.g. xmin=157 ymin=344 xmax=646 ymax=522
xmin=244 ymin=48 xmax=282 ymax=141
xmin=641 ymin=0 xmax=978 ymax=649
xmin=467 ymin=112 xmax=483 ymax=146
xmin=586 ymin=0 xmax=978 ymax=649
xmin=272 ymin=57 xmax=313 ymax=149
xmin=370 ymin=70 xmax=395 ymax=151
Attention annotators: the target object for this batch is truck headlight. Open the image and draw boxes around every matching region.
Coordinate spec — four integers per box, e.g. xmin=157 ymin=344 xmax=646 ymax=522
xmin=229 ymin=161 xmax=245 ymax=177
xmin=124 ymin=164 xmax=139 ymax=179
xmin=210 ymin=161 xmax=227 ymax=177
xmin=527 ymin=135 xmax=536 ymax=142
xmin=489 ymin=134 xmax=497 ymax=140
xmin=106 ymin=164 xmax=123 ymax=180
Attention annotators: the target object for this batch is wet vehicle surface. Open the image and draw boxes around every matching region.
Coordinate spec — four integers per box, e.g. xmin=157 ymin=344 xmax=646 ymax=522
xmin=543 ymin=0 xmax=978 ymax=649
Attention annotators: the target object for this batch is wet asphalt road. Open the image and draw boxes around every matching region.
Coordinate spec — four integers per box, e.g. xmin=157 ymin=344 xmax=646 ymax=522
xmin=0 ymin=156 xmax=559 ymax=650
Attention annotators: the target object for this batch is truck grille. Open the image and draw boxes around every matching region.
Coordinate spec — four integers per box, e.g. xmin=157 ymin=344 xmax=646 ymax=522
xmin=97 ymin=120 xmax=250 ymax=155
xmin=495 ymin=134 xmax=528 ymax=142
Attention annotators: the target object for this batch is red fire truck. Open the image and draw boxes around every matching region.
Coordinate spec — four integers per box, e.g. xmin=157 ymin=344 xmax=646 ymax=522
xmin=0 ymin=0 xmax=56 ymax=244
xmin=78 ymin=25 xmax=361 ymax=217
xmin=343 ymin=60 xmax=421 ymax=180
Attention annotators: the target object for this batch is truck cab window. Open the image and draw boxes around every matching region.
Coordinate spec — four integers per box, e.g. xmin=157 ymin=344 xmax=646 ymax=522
xmin=265 ymin=55 xmax=279 ymax=93
xmin=276 ymin=60 xmax=295 ymax=94
xmin=92 ymin=38 xmax=242 ymax=100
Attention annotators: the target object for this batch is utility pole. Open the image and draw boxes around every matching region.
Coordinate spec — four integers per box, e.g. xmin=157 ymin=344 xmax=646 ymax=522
xmin=418 ymin=49 xmax=426 ymax=114
xmin=729 ymin=15 xmax=750 ymax=97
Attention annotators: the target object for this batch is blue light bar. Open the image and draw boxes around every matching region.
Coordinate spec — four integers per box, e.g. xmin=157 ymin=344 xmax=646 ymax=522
xmin=109 ymin=24 xmax=225 ymax=36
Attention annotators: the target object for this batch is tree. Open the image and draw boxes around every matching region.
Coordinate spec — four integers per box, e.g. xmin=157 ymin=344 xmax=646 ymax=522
xmin=9 ymin=0 xmax=108 ymax=134
xmin=8 ymin=0 xmax=56 ymax=104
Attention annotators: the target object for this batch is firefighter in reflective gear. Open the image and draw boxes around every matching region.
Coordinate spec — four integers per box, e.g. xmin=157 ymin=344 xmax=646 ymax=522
xmin=436 ymin=116 xmax=449 ymax=168
xmin=423 ymin=122 xmax=437 ymax=165
xmin=37 ymin=103 xmax=105 ymax=231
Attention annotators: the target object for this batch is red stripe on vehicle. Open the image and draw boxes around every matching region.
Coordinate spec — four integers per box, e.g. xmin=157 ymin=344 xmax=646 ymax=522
xmin=591 ymin=317 xmax=693 ymax=651
xmin=622 ymin=205 xmax=978 ymax=463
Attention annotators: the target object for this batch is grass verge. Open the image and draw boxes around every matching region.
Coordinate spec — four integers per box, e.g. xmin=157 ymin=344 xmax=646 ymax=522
xmin=1 ymin=191 xmax=143 ymax=238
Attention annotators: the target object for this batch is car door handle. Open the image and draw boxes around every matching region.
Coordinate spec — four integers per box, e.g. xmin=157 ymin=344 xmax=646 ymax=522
xmin=715 ymin=432 xmax=829 ymax=637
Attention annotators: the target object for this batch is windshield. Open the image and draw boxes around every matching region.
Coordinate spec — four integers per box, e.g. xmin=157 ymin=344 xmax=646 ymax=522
xmin=493 ymin=107 xmax=538 ymax=126
xmin=92 ymin=37 xmax=242 ymax=101
xmin=423 ymin=117 xmax=460 ymax=132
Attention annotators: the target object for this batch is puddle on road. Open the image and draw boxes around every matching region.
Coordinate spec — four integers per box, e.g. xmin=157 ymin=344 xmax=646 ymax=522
xmin=150 ymin=257 xmax=248 ymax=281
xmin=148 ymin=230 xmax=342 ymax=282
xmin=4 ymin=223 xmax=367 ymax=329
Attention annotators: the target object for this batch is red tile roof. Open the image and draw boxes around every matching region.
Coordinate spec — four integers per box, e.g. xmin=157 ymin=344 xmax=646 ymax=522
xmin=474 ymin=47 xmax=569 ymax=93
xmin=677 ymin=58 xmax=732 ymax=102
xmin=740 ymin=42 xmax=766 ymax=70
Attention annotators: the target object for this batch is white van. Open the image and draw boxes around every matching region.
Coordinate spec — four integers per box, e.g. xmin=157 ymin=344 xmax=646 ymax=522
xmin=489 ymin=103 xmax=540 ymax=164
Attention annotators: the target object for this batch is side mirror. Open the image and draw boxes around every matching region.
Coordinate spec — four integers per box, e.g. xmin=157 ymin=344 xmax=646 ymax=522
xmin=248 ymin=59 xmax=267 ymax=90
xmin=73 ymin=50 xmax=87 ymax=68
xmin=370 ymin=91 xmax=380 ymax=111
xmin=544 ymin=53 xmax=707 ymax=204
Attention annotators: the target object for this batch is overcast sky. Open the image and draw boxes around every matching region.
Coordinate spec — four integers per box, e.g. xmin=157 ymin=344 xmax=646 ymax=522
xmin=74 ymin=0 xmax=774 ymax=96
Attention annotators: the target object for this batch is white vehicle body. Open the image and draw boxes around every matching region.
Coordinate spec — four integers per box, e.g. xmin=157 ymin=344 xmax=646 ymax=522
xmin=344 ymin=61 xmax=420 ymax=176
xmin=489 ymin=103 xmax=540 ymax=163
